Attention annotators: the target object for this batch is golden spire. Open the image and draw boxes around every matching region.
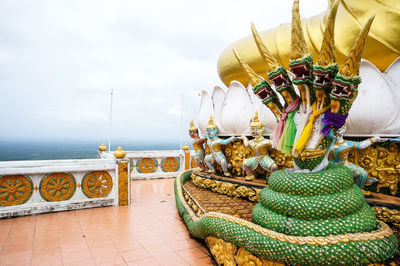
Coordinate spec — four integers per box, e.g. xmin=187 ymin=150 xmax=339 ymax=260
xmin=339 ymin=15 xmax=375 ymax=77
xmin=290 ymin=0 xmax=308 ymax=60
xmin=250 ymin=111 xmax=264 ymax=127
xmin=317 ymin=0 xmax=339 ymax=66
xmin=207 ymin=116 xmax=218 ymax=129
xmin=233 ymin=49 xmax=263 ymax=86
xmin=189 ymin=120 xmax=197 ymax=131
xmin=251 ymin=22 xmax=280 ymax=73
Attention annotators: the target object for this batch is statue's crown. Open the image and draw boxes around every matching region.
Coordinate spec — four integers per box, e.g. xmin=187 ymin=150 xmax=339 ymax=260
xmin=250 ymin=112 xmax=264 ymax=128
xmin=189 ymin=120 xmax=198 ymax=131
xmin=207 ymin=116 xmax=218 ymax=129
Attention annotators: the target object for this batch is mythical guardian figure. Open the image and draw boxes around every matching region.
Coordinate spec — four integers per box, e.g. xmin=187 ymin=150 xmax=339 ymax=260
xmin=188 ymin=120 xmax=205 ymax=171
xmin=204 ymin=116 xmax=237 ymax=177
xmin=329 ymin=125 xmax=386 ymax=189
xmin=241 ymin=112 xmax=278 ymax=181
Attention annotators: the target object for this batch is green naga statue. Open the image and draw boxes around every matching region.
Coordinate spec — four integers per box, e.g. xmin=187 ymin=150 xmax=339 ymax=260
xmin=229 ymin=0 xmax=398 ymax=263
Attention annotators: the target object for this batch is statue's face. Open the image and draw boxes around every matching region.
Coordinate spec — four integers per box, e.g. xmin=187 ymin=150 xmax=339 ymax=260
xmin=335 ymin=125 xmax=347 ymax=141
xmin=189 ymin=130 xmax=198 ymax=139
xmin=206 ymin=128 xmax=217 ymax=138
xmin=251 ymin=126 xmax=264 ymax=138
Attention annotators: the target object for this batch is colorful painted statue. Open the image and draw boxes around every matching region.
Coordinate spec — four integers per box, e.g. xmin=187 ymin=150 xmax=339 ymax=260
xmin=241 ymin=112 xmax=278 ymax=181
xmin=329 ymin=125 xmax=386 ymax=189
xmin=204 ymin=116 xmax=237 ymax=177
xmin=188 ymin=120 xmax=205 ymax=171
xmin=175 ymin=1 xmax=398 ymax=265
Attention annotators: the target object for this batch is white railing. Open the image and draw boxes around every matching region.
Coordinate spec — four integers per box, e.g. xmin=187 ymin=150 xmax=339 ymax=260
xmin=0 ymin=158 xmax=130 ymax=218
xmin=125 ymin=150 xmax=185 ymax=179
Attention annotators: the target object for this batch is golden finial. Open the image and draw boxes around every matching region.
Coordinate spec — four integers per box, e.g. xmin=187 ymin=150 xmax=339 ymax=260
xmin=114 ymin=146 xmax=126 ymax=159
xmin=250 ymin=111 xmax=264 ymax=127
xmin=182 ymin=144 xmax=190 ymax=151
xmin=189 ymin=120 xmax=197 ymax=131
xmin=98 ymin=143 xmax=107 ymax=152
xmin=251 ymin=22 xmax=280 ymax=73
xmin=233 ymin=49 xmax=263 ymax=86
xmin=290 ymin=0 xmax=308 ymax=60
xmin=207 ymin=116 xmax=218 ymax=129
xmin=339 ymin=15 xmax=375 ymax=77
xmin=317 ymin=0 xmax=339 ymax=66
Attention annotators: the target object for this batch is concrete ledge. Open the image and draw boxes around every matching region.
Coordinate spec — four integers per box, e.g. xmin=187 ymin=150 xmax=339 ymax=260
xmin=0 ymin=198 xmax=114 ymax=219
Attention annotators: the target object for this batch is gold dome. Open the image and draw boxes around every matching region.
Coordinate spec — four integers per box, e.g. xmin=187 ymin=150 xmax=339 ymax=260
xmin=217 ymin=0 xmax=400 ymax=86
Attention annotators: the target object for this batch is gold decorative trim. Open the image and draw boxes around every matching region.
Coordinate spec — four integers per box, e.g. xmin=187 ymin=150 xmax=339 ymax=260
xmin=297 ymin=148 xmax=327 ymax=160
xmin=206 ymin=236 xmax=284 ymax=266
xmin=81 ymin=171 xmax=113 ymax=198
xmin=191 ymin=173 xmax=260 ymax=202
xmin=373 ymin=206 xmax=400 ymax=229
xmin=177 ymin=171 xmax=395 ymax=246
xmin=0 ymin=175 xmax=33 ymax=206
xmin=39 ymin=172 xmax=76 ymax=202
xmin=118 ymin=161 xmax=129 ymax=206
xmin=182 ymin=188 xmax=205 ymax=216
xmin=348 ymin=142 xmax=400 ymax=195
xmin=210 ymin=140 xmax=399 ymax=197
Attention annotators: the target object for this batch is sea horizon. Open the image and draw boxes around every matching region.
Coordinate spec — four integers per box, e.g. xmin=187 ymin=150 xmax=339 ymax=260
xmin=0 ymin=139 xmax=182 ymax=161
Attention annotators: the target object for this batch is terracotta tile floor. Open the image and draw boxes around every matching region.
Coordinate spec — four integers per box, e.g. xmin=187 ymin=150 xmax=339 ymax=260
xmin=0 ymin=178 xmax=215 ymax=266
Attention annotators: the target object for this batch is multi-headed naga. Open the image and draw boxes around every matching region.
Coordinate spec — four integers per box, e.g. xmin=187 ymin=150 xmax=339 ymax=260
xmin=234 ymin=0 xmax=375 ymax=172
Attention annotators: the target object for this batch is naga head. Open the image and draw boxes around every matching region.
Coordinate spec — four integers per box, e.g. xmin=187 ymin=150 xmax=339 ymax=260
xmin=267 ymin=66 xmax=298 ymax=105
xmin=250 ymin=23 xmax=298 ymax=106
xmin=330 ymin=75 xmax=360 ymax=114
xmin=189 ymin=120 xmax=199 ymax=139
xmin=290 ymin=55 xmax=314 ymax=85
xmin=314 ymin=64 xmax=339 ymax=109
xmin=289 ymin=0 xmax=314 ymax=86
xmin=250 ymin=112 xmax=265 ymax=139
xmin=314 ymin=0 xmax=339 ymax=109
xmin=330 ymin=15 xmax=375 ymax=114
xmin=206 ymin=116 xmax=218 ymax=138
xmin=233 ymin=49 xmax=283 ymax=120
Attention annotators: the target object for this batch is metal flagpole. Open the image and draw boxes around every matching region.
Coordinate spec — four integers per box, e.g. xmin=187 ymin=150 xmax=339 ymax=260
xmin=108 ymin=88 xmax=114 ymax=153
xmin=180 ymin=93 xmax=184 ymax=150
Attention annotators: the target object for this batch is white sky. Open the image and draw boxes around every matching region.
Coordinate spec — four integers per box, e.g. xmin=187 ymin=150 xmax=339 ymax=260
xmin=0 ymin=0 xmax=327 ymax=146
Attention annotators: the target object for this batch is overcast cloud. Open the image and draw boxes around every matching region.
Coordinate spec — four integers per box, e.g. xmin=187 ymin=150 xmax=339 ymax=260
xmin=0 ymin=0 xmax=327 ymax=146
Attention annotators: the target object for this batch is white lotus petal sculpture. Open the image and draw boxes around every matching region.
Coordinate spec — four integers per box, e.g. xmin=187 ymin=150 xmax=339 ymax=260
xmin=197 ymin=90 xmax=213 ymax=135
xmin=211 ymin=86 xmax=228 ymax=134
xmin=346 ymin=60 xmax=399 ymax=136
xmin=197 ymin=58 xmax=400 ymax=138
xmin=219 ymin=81 xmax=253 ymax=136
xmin=382 ymin=57 xmax=400 ymax=134
xmin=246 ymin=83 xmax=277 ymax=135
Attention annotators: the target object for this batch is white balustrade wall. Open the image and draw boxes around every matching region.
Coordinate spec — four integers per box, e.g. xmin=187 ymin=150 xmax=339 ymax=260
xmin=0 ymin=158 xmax=129 ymax=218
xmin=124 ymin=150 xmax=187 ymax=179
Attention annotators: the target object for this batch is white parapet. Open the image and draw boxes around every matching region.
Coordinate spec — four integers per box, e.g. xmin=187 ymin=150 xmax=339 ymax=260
xmin=124 ymin=150 xmax=186 ymax=179
xmin=0 ymin=158 xmax=121 ymax=218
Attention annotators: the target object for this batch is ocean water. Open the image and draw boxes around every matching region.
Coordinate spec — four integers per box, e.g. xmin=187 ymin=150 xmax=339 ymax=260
xmin=0 ymin=140 xmax=180 ymax=161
